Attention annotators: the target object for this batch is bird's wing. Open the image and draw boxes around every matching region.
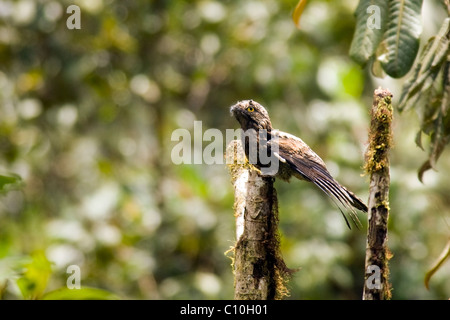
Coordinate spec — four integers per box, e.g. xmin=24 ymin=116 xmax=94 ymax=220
xmin=272 ymin=131 xmax=366 ymax=228
xmin=273 ymin=131 xmax=327 ymax=180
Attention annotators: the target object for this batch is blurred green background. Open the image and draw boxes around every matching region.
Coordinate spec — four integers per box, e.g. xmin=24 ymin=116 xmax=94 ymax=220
xmin=0 ymin=0 xmax=449 ymax=299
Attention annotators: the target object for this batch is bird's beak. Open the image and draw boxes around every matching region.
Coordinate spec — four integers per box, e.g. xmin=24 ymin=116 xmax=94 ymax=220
xmin=230 ymin=101 xmax=248 ymax=116
xmin=230 ymin=103 xmax=240 ymax=117
xmin=230 ymin=102 xmax=246 ymax=129
xmin=230 ymin=105 xmax=235 ymax=116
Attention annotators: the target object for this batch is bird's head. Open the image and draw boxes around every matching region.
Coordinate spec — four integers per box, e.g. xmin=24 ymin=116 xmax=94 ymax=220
xmin=230 ymin=100 xmax=273 ymax=132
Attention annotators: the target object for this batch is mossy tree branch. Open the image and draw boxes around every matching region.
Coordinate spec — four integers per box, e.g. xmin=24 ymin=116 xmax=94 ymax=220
xmin=363 ymin=87 xmax=394 ymax=300
xmin=226 ymin=140 xmax=291 ymax=300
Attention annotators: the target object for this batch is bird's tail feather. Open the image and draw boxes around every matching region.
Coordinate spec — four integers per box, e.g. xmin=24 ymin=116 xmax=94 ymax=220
xmin=313 ymin=176 xmax=367 ymax=229
xmin=287 ymin=158 xmax=368 ymax=229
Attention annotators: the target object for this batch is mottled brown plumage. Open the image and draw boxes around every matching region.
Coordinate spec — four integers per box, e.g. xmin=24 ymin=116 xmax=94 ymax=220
xmin=230 ymin=99 xmax=367 ymax=228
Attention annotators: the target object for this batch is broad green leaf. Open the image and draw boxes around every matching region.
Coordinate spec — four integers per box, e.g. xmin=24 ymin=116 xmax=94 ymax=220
xmin=398 ymin=37 xmax=437 ymax=111
xmin=42 ymin=287 xmax=120 ymax=300
xmin=292 ymin=0 xmax=308 ymax=29
xmin=16 ymin=251 xmax=52 ymax=300
xmin=349 ymin=0 xmax=388 ymax=66
xmin=0 ymin=174 xmax=23 ymax=193
xmin=399 ymin=18 xmax=450 ymax=111
xmin=378 ymin=0 xmax=423 ymax=78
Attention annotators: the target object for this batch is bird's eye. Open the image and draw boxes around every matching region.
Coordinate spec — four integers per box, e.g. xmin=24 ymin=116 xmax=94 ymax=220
xmin=247 ymin=106 xmax=255 ymax=112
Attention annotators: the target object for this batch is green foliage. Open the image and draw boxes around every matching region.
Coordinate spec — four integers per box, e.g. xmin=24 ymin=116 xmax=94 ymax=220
xmin=399 ymin=19 xmax=450 ymax=111
xmin=0 ymin=174 xmax=22 ymax=193
xmin=0 ymin=252 xmax=118 ymax=300
xmin=399 ymin=18 xmax=450 ymax=181
xmin=351 ymin=0 xmax=450 ymax=180
xmin=349 ymin=0 xmax=388 ymax=66
xmin=350 ymin=0 xmax=423 ymax=78
xmin=16 ymin=251 xmax=52 ymax=299
xmin=350 ymin=0 xmax=422 ymax=78
xmin=0 ymin=0 xmax=449 ymax=300
xmin=42 ymin=287 xmax=119 ymax=300
xmin=379 ymin=0 xmax=423 ymax=78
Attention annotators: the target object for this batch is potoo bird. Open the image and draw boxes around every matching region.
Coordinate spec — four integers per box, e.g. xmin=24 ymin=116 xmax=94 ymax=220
xmin=230 ymin=99 xmax=368 ymax=228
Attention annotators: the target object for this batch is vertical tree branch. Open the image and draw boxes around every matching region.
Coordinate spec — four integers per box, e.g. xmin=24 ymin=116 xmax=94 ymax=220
xmin=363 ymin=87 xmax=394 ymax=300
xmin=226 ymin=140 xmax=290 ymax=300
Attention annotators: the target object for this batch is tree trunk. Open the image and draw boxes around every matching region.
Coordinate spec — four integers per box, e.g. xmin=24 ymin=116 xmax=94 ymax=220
xmin=226 ymin=140 xmax=290 ymax=300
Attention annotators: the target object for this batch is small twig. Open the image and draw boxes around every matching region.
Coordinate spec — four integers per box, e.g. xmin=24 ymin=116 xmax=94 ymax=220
xmin=424 ymin=237 xmax=450 ymax=290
